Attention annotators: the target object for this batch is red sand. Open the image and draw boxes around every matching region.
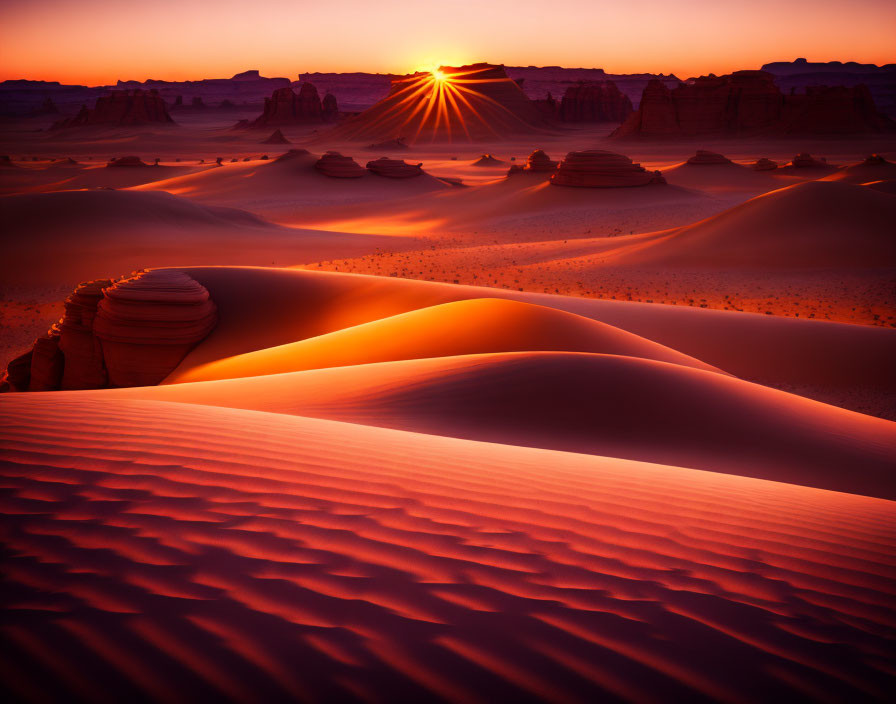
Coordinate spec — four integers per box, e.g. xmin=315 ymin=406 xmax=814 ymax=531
xmin=1 ymin=111 xmax=895 ymax=703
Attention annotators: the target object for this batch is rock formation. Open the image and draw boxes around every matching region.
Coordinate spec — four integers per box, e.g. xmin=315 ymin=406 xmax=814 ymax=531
xmin=93 ymin=271 xmax=217 ymax=387
xmin=244 ymin=83 xmax=333 ymax=128
xmin=322 ymin=93 xmax=339 ymax=122
xmin=613 ymin=71 xmax=895 ymax=137
xmin=328 ymin=63 xmax=551 ymax=144
xmin=107 ymin=156 xmax=149 ymax=167
xmin=525 ymin=149 xmax=558 ymax=172
xmin=274 ymin=148 xmax=311 ymax=162
xmin=473 ymin=154 xmax=504 ymax=166
xmin=553 ymin=82 xmax=633 ymax=122
xmin=58 ymin=279 xmax=113 ymax=390
xmin=365 ymin=157 xmax=423 ymax=178
xmin=3 ymin=271 xmax=218 ymax=392
xmin=52 ymin=89 xmax=175 ymax=129
xmin=752 ymin=158 xmax=778 ymax=171
xmin=314 ymin=151 xmax=366 ymax=178
xmin=28 ymin=330 xmax=63 ymax=391
xmin=686 ymin=150 xmax=732 ymax=164
xmin=550 ymin=150 xmax=663 ymax=188
xmin=5 ymin=351 xmax=32 ymax=391
xmin=790 ymin=153 xmax=832 ymax=169
xmin=262 ymin=129 xmax=291 ymax=144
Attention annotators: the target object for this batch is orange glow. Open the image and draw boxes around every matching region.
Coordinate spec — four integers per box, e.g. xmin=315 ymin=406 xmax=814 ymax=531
xmin=0 ymin=1 xmax=894 ymax=85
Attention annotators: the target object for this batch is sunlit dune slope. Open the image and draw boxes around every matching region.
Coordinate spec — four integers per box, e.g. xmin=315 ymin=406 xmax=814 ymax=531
xmin=134 ymin=149 xmax=450 ymax=209
xmin=661 ymin=160 xmax=796 ymax=193
xmin=172 ymin=267 xmax=896 ymax=406
xmin=605 ymin=181 xmax=896 ymax=268
xmin=168 ymin=298 xmax=720 ymax=383
xmin=0 ymin=191 xmax=402 ymax=284
xmin=97 ymin=351 xmax=896 ymax=498
xmin=0 ymin=161 xmax=212 ymax=196
xmin=2 ymin=395 xmax=894 ymax=703
xmin=822 ymin=157 xmax=896 ymax=185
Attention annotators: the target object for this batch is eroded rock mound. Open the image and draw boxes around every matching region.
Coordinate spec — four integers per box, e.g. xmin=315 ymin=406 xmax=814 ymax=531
xmin=687 ymin=150 xmax=732 ymax=165
xmin=94 ymin=271 xmax=218 ymax=387
xmin=365 ymin=157 xmax=423 ymax=178
xmin=550 ymin=150 xmax=661 ymax=188
xmin=790 ymin=153 xmax=832 ymax=168
xmin=473 ymin=154 xmax=504 ymax=166
xmin=107 ymin=156 xmax=149 ymax=167
xmin=314 ymin=151 xmax=365 ymax=178
xmin=753 ymin=157 xmax=778 ymax=171
xmin=3 ymin=271 xmax=217 ymax=392
xmin=525 ymin=149 xmax=558 ymax=172
xmin=52 ymin=89 xmax=175 ymax=129
xmin=262 ymin=129 xmax=291 ymax=144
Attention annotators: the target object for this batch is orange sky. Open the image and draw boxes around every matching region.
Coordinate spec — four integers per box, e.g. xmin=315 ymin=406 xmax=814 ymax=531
xmin=1 ymin=0 xmax=894 ymax=85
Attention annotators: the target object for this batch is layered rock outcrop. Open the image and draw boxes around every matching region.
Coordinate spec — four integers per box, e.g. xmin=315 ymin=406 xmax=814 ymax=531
xmin=244 ymin=83 xmax=336 ymax=128
xmin=29 ymin=330 xmax=63 ymax=391
xmin=2 ymin=270 xmax=217 ymax=392
xmin=613 ymin=71 xmax=895 ymax=137
xmin=52 ymin=89 xmax=175 ymax=129
xmin=93 ymin=271 xmax=217 ymax=387
xmin=550 ymin=150 xmax=664 ymax=188
xmin=686 ymin=150 xmax=732 ymax=164
xmin=314 ymin=152 xmax=365 ymax=178
xmin=58 ymin=279 xmax=113 ymax=390
xmin=365 ymin=158 xmax=423 ymax=178
xmin=524 ymin=149 xmax=558 ymax=171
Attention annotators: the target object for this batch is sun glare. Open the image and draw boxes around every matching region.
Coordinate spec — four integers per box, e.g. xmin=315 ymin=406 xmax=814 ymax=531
xmin=431 ymin=69 xmax=447 ymax=82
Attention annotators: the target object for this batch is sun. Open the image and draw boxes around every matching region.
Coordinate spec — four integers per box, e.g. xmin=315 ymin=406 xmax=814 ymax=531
xmin=430 ymin=69 xmax=448 ymax=82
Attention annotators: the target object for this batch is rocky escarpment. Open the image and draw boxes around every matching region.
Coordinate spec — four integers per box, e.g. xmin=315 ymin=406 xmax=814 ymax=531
xmin=551 ymin=150 xmax=665 ymax=188
xmin=2 ymin=270 xmax=217 ymax=392
xmin=613 ymin=71 xmax=895 ymax=137
xmin=52 ymin=89 xmax=175 ymax=129
xmin=243 ymin=83 xmax=338 ymax=128
xmin=535 ymin=81 xmax=633 ymax=122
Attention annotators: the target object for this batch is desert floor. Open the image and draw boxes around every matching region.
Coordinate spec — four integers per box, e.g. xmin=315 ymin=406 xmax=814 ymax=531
xmin=1 ymin=113 xmax=895 ymax=702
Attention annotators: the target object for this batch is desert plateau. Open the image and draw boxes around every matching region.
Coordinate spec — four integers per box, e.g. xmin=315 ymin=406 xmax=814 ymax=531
xmin=1 ymin=1 xmax=895 ymax=702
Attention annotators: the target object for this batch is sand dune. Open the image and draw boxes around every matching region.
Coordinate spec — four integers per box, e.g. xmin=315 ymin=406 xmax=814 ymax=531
xmin=661 ymin=160 xmax=797 ymax=193
xmin=169 ymin=267 xmax=896 ymax=410
xmin=822 ymin=156 xmax=896 ymax=185
xmin=604 ymin=181 xmax=896 ymax=268
xmin=93 ymin=351 xmax=896 ymax=498
xmin=0 ymin=161 xmax=211 ymax=196
xmin=0 ymin=191 xmax=404 ymax=284
xmin=2 ymin=395 xmax=894 ymax=702
xmin=135 ymin=149 xmax=450 ymax=211
xmin=168 ymin=298 xmax=720 ymax=383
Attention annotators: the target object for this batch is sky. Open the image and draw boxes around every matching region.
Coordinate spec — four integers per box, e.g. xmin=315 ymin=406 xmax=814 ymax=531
xmin=1 ymin=0 xmax=894 ymax=85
